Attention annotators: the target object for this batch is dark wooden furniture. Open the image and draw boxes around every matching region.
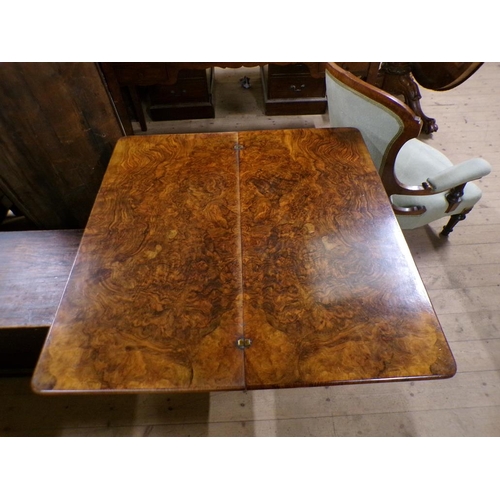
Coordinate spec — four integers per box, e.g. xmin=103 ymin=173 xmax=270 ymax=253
xmin=0 ymin=230 xmax=82 ymax=374
xmin=378 ymin=62 xmax=483 ymax=134
xmin=336 ymin=63 xmax=482 ymax=135
xmin=336 ymin=62 xmax=381 ymax=85
xmin=148 ymin=68 xmax=215 ymax=121
xmin=32 ymin=128 xmax=455 ymax=394
xmin=379 ymin=62 xmax=439 ymax=134
xmin=99 ymin=63 xmax=327 ymax=133
xmin=336 ymin=62 xmax=482 ymax=135
xmin=325 ymin=62 xmax=490 ymax=236
xmin=261 ymin=63 xmax=327 ymax=115
xmin=0 ymin=63 xmax=123 ymax=230
xmin=410 ymin=62 xmax=483 ymax=91
xmin=100 ymin=62 xmax=484 ymax=136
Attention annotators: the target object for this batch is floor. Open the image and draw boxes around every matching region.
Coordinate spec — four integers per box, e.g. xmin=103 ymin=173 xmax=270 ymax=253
xmin=1 ymin=64 xmax=499 ymax=437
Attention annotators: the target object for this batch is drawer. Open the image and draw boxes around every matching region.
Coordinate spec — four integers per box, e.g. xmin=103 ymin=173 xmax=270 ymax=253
xmin=148 ymin=69 xmax=211 ymax=104
xmin=112 ymin=63 xmax=169 ymax=85
xmin=266 ymin=64 xmax=325 ymax=99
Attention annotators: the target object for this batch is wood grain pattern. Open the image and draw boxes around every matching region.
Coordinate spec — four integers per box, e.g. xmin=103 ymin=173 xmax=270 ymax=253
xmin=0 ymin=230 xmax=82 ymax=328
xmin=32 ymin=128 xmax=455 ymax=394
xmin=32 ymin=134 xmax=244 ymax=393
xmin=0 ymin=230 xmax=82 ymax=374
xmin=2 ymin=63 xmax=497 ymax=437
xmin=0 ymin=63 xmax=123 ymax=229
xmin=238 ymin=128 xmax=456 ymax=389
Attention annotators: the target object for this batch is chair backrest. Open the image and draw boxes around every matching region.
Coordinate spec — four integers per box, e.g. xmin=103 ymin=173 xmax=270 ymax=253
xmin=325 ymin=63 xmax=422 ymax=192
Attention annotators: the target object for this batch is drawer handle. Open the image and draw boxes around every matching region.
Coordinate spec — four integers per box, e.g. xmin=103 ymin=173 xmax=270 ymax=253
xmin=290 ymin=84 xmax=306 ymax=92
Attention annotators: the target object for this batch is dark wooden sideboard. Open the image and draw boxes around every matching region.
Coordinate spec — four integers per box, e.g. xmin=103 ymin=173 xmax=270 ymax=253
xmin=99 ymin=62 xmax=336 ymax=134
xmin=100 ymin=62 xmax=482 ymax=135
xmin=99 ymin=62 xmax=383 ymax=134
xmin=100 ymin=62 xmax=450 ymax=135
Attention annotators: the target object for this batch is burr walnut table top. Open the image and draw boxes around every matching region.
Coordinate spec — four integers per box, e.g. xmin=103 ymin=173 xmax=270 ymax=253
xmin=32 ymin=128 xmax=456 ymax=394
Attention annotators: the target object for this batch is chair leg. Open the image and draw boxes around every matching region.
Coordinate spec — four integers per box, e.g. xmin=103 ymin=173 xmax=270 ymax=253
xmin=440 ymin=209 xmax=470 ymax=237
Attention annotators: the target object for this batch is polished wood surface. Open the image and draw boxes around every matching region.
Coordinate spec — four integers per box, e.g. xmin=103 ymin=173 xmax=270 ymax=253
xmin=32 ymin=128 xmax=455 ymax=394
xmin=0 ymin=230 xmax=82 ymax=374
xmin=411 ymin=62 xmax=483 ymax=91
xmin=239 ymin=128 xmax=455 ymax=389
xmin=2 ymin=64 xmax=498 ymax=437
xmin=32 ymin=134 xmax=245 ymax=393
xmin=0 ymin=230 xmax=82 ymax=330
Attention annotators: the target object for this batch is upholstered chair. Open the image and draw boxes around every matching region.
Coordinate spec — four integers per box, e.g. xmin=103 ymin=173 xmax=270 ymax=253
xmin=325 ymin=62 xmax=492 ymax=236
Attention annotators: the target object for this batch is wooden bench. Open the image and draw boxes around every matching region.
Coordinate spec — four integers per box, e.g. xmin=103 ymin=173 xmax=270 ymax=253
xmin=0 ymin=229 xmax=82 ymax=375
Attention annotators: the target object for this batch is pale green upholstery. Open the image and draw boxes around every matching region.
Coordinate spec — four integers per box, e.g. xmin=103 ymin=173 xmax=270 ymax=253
xmin=325 ymin=63 xmax=492 ymax=236
xmin=326 ymin=70 xmax=403 ymax=172
xmin=392 ymin=140 xmax=489 ymax=229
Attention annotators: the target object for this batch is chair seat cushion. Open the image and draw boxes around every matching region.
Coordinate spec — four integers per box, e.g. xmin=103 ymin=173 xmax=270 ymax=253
xmin=394 ymin=138 xmax=453 ymax=185
xmin=391 ymin=138 xmax=483 ymax=230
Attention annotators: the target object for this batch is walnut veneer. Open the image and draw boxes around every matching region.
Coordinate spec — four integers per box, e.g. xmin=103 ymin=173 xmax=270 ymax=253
xmin=32 ymin=128 xmax=456 ymax=394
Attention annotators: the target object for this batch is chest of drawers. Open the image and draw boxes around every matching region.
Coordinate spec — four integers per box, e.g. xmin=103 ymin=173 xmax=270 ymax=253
xmin=261 ymin=63 xmax=327 ymax=115
xmin=148 ymin=68 xmax=215 ymax=121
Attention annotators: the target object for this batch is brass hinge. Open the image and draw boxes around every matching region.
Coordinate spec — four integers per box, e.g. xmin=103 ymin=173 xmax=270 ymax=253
xmin=237 ymin=337 xmax=252 ymax=349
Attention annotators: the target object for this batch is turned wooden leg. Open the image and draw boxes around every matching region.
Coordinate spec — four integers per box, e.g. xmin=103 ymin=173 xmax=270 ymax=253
xmin=440 ymin=209 xmax=471 ymax=237
xmin=380 ymin=62 xmax=438 ymax=135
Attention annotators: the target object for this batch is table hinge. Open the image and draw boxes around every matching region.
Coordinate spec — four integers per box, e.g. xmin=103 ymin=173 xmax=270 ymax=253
xmin=234 ymin=144 xmax=244 ymax=151
xmin=236 ymin=337 xmax=252 ymax=349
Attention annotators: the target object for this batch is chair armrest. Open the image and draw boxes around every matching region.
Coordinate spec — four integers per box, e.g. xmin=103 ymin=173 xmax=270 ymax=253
xmin=426 ymin=158 xmax=491 ymax=192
